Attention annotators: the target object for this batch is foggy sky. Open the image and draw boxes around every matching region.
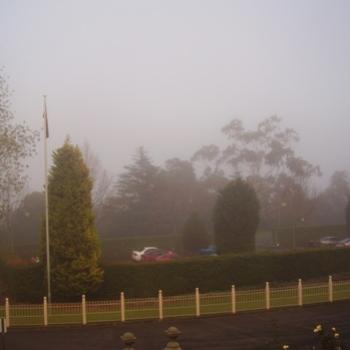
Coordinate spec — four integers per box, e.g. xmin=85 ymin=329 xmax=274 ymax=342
xmin=1 ymin=0 xmax=350 ymax=191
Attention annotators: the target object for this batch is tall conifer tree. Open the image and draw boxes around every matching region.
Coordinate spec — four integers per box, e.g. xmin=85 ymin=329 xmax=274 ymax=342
xmin=44 ymin=139 xmax=103 ymax=299
xmin=213 ymin=178 xmax=259 ymax=254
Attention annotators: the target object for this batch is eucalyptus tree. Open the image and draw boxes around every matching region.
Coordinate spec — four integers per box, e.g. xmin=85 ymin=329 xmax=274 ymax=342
xmin=192 ymin=116 xmax=320 ymax=228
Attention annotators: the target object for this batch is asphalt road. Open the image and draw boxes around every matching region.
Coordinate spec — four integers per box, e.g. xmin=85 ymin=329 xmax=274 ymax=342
xmin=3 ymin=300 xmax=350 ymax=350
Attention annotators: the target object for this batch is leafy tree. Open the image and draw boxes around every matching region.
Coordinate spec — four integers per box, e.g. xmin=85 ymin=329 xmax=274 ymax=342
xmin=213 ymin=178 xmax=259 ymax=254
xmin=182 ymin=212 xmax=209 ymax=254
xmin=0 ymin=70 xmax=38 ymax=247
xmin=193 ymin=116 xmax=320 ymax=228
xmin=44 ymin=139 xmax=103 ymax=299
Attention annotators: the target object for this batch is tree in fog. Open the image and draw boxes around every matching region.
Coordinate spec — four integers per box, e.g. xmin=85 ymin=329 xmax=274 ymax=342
xmin=159 ymin=158 xmax=198 ymax=234
xmin=346 ymin=196 xmax=350 ymax=234
xmin=104 ymin=147 xmax=161 ymax=236
xmin=82 ymin=142 xmax=113 ymax=223
xmin=312 ymin=171 xmax=350 ymax=225
xmin=12 ymin=191 xmax=43 ymax=247
xmin=0 ymin=70 xmax=38 ymax=247
xmin=44 ymin=139 xmax=103 ymax=299
xmin=101 ymin=150 xmax=212 ymax=238
xmin=193 ymin=116 xmax=320 ymax=228
xmin=182 ymin=212 xmax=209 ymax=254
xmin=213 ymin=178 xmax=259 ymax=254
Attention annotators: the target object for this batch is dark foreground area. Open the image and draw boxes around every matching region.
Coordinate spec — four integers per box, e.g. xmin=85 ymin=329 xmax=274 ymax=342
xmin=4 ymin=301 xmax=350 ymax=350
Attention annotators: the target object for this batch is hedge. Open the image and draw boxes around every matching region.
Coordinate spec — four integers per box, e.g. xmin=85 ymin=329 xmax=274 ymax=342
xmin=97 ymin=248 xmax=350 ymax=298
xmin=1 ymin=248 xmax=350 ymax=302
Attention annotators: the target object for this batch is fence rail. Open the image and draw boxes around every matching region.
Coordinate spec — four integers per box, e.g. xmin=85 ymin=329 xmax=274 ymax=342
xmin=2 ymin=276 xmax=350 ymax=327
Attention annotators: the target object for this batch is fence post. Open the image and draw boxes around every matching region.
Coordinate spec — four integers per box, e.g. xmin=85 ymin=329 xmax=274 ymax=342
xmin=5 ymin=298 xmax=9 ymax=328
xmin=231 ymin=285 xmax=236 ymax=314
xmin=328 ymin=275 xmax=333 ymax=303
xmin=265 ymin=282 xmax=270 ymax=310
xmin=82 ymin=294 xmax=87 ymax=325
xmin=120 ymin=292 xmax=125 ymax=322
xmin=0 ymin=317 xmax=7 ymax=350
xmin=298 ymin=279 xmax=303 ymax=306
xmin=159 ymin=290 xmax=163 ymax=320
xmin=195 ymin=288 xmax=200 ymax=317
xmin=43 ymin=297 xmax=48 ymax=326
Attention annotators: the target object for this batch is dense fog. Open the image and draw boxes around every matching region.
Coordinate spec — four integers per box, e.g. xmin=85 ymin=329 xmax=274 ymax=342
xmin=1 ymin=1 xmax=350 ymax=247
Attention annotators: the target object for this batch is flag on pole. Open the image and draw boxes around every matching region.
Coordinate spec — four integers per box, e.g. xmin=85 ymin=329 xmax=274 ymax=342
xmin=43 ymin=96 xmax=49 ymax=138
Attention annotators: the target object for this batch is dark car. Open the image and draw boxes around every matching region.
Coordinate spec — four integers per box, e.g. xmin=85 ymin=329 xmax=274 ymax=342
xmin=198 ymin=245 xmax=217 ymax=256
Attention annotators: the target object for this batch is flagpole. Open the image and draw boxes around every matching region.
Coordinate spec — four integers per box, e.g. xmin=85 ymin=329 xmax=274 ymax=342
xmin=43 ymin=95 xmax=51 ymax=303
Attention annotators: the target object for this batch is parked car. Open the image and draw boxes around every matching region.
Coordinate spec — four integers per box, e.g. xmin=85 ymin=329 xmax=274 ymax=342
xmin=336 ymin=237 xmax=350 ymax=248
xmin=131 ymin=247 xmax=158 ymax=261
xmin=142 ymin=248 xmax=178 ymax=262
xmin=132 ymin=247 xmax=178 ymax=262
xmin=198 ymin=245 xmax=218 ymax=256
xmin=319 ymin=236 xmax=338 ymax=246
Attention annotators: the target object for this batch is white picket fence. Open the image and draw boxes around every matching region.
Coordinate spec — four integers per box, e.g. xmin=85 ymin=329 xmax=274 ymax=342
xmin=1 ymin=276 xmax=350 ymax=327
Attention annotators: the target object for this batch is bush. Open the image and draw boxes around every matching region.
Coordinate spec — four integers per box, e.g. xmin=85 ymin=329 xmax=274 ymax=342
xmin=98 ymin=248 xmax=350 ymax=298
xmin=2 ymin=248 xmax=350 ymax=301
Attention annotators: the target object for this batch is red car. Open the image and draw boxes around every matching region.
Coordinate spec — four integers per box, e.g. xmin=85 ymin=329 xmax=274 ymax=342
xmin=142 ymin=248 xmax=178 ymax=262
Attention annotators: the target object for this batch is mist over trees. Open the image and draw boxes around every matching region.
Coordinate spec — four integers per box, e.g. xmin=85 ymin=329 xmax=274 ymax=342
xmin=0 ymin=70 xmax=38 ymax=251
xmin=12 ymin=191 xmax=43 ymax=246
xmin=192 ymin=116 xmax=321 ymax=228
xmin=182 ymin=212 xmax=210 ymax=254
xmin=2 ymin=116 xmax=349 ymax=250
xmin=85 ymin=117 xmax=350 ymax=239
xmin=346 ymin=197 xmax=350 ymax=234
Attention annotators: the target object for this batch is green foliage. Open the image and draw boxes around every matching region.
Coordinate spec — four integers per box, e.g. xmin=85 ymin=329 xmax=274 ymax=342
xmin=214 ymin=178 xmax=260 ymax=254
xmin=182 ymin=212 xmax=209 ymax=253
xmin=2 ymin=248 xmax=350 ymax=301
xmin=0 ymin=69 xmax=38 ymax=249
xmin=99 ymin=248 xmax=350 ymax=298
xmin=44 ymin=139 xmax=103 ymax=299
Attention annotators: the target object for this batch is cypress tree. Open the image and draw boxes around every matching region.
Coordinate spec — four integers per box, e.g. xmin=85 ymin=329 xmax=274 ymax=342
xmin=213 ymin=178 xmax=259 ymax=254
xmin=44 ymin=139 xmax=103 ymax=299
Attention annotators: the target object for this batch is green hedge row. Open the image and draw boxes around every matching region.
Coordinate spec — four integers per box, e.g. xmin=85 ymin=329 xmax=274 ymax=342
xmin=1 ymin=248 xmax=350 ymax=302
xmin=98 ymin=248 xmax=350 ymax=298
